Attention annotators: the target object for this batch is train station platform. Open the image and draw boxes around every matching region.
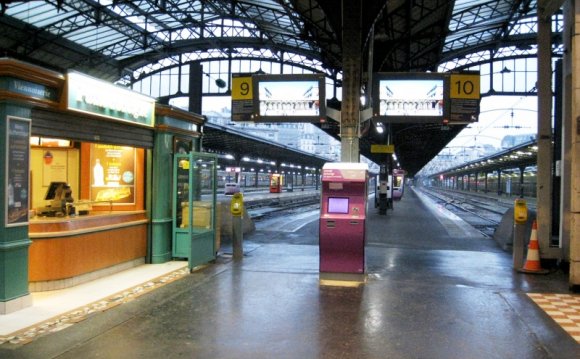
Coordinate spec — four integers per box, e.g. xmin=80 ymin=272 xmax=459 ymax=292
xmin=1 ymin=187 xmax=579 ymax=358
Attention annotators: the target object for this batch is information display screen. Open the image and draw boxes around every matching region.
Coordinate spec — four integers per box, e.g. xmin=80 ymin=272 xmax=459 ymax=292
xmin=252 ymin=74 xmax=326 ymax=122
xmin=327 ymin=197 xmax=349 ymax=214
xmin=372 ymin=73 xmax=449 ymax=123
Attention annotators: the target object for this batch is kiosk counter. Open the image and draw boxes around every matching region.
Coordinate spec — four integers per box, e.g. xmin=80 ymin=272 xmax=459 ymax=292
xmin=28 ymin=210 xmax=148 ymax=290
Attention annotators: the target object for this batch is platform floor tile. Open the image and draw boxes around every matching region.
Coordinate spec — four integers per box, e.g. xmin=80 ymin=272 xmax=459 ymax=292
xmin=0 ymin=264 xmax=190 ymax=346
xmin=528 ymin=293 xmax=580 ymax=343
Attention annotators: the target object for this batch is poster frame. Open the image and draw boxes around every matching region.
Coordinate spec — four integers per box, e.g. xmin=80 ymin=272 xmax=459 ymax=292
xmin=5 ymin=116 xmax=31 ymax=227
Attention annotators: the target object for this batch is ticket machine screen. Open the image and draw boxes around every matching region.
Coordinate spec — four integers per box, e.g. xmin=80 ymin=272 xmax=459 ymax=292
xmin=328 ymin=197 xmax=349 ymax=214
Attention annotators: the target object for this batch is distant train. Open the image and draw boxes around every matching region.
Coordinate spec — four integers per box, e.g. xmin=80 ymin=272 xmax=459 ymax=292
xmin=372 ymin=169 xmax=408 ymax=212
xmin=224 ymin=182 xmax=241 ymax=195
xmin=427 ymin=166 xmax=538 ymax=198
xmin=392 ymin=169 xmax=406 ymax=200
xmin=208 ymin=169 xmax=317 ymax=194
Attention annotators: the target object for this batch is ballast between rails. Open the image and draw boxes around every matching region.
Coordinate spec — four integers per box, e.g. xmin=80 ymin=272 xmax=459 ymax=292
xmin=244 ymin=192 xmax=321 ymax=220
xmin=418 ymin=187 xmax=506 ymax=237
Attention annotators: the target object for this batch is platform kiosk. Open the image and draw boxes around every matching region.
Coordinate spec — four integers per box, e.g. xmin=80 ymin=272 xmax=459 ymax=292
xmin=269 ymin=173 xmax=282 ymax=193
xmin=319 ymin=162 xmax=368 ymax=284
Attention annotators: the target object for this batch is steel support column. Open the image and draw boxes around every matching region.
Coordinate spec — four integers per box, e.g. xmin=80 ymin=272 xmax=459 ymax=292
xmin=188 ymin=62 xmax=203 ymax=114
xmin=519 ymin=166 xmax=526 ymax=197
xmin=485 ymin=172 xmax=489 ymax=193
xmin=537 ymin=4 xmax=558 ymax=259
xmin=340 ymin=0 xmax=362 ymax=162
xmin=564 ymin=0 xmax=580 ymax=286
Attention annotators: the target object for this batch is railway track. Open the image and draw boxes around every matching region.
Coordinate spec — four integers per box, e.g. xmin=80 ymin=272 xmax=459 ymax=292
xmin=418 ymin=187 xmax=510 ymax=238
xmin=246 ymin=195 xmax=320 ymax=220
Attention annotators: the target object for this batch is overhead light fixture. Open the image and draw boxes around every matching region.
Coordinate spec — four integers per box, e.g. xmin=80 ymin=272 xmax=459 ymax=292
xmin=500 ymin=66 xmax=511 ymax=74
xmin=215 ymin=79 xmax=226 ymax=88
xmin=204 ymin=72 xmax=227 ymax=88
xmin=374 ymin=120 xmax=384 ymax=134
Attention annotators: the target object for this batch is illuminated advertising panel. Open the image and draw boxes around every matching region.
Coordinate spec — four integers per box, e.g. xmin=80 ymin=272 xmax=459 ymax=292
xmin=90 ymin=144 xmax=136 ymax=205
xmin=67 ymin=71 xmax=155 ymax=127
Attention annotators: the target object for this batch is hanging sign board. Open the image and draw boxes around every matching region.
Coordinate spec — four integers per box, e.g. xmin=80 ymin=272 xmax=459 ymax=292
xmin=371 ymin=144 xmax=395 ymax=154
xmin=251 ymin=74 xmax=326 ymax=123
xmin=231 ymin=73 xmax=254 ymax=121
xmin=448 ymin=73 xmax=481 ymax=123
xmin=372 ymin=71 xmax=480 ymax=124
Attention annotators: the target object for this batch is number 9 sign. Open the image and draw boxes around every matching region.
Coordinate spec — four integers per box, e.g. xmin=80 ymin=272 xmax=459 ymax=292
xmin=232 ymin=75 xmax=253 ymax=100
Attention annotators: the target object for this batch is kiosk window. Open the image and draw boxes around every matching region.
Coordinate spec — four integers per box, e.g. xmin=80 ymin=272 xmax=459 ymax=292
xmin=328 ymin=197 xmax=349 ymax=214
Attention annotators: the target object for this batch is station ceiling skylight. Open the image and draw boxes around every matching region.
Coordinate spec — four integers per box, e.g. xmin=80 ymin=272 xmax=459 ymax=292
xmin=444 ymin=0 xmax=538 ymax=58
xmin=1 ymin=0 xmax=335 ymax=80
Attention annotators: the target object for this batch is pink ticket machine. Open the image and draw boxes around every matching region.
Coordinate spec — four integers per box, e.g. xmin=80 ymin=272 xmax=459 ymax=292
xmin=319 ymin=162 xmax=368 ymax=283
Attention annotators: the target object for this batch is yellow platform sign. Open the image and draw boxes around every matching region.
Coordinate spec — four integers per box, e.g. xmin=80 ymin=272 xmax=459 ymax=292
xmin=450 ymin=74 xmax=480 ymax=99
xmin=371 ymin=144 xmax=395 ymax=154
xmin=231 ymin=76 xmax=253 ymax=100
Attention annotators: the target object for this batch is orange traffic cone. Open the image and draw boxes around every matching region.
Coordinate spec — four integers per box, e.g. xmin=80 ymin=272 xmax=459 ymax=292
xmin=518 ymin=220 xmax=549 ymax=274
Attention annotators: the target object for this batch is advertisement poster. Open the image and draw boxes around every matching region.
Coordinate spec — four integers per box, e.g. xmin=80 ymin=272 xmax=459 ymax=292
xmin=90 ymin=144 xmax=135 ymax=204
xmin=6 ymin=116 xmax=31 ymax=226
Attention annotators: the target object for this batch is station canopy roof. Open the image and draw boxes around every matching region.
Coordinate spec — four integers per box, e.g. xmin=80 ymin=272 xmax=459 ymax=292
xmin=431 ymin=140 xmax=538 ymax=177
xmin=0 ymin=0 xmax=555 ymax=175
xmin=203 ymin=122 xmax=329 ymax=169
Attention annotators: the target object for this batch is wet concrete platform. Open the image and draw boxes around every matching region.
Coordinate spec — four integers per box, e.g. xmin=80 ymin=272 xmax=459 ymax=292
xmin=1 ymin=187 xmax=579 ymax=358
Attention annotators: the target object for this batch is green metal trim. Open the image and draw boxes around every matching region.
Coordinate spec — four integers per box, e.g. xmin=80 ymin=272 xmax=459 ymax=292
xmin=151 ymin=218 xmax=172 ymax=224
xmin=0 ymin=238 xmax=32 ymax=251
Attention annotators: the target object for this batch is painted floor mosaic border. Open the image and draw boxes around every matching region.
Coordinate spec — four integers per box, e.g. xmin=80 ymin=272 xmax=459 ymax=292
xmin=527 ymin=293 xmax=580 ymax=344
xmin=0 ymin=266 xmax=190 ymax=346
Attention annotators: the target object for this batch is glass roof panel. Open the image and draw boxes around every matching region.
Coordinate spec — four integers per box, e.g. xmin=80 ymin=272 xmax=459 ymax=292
xmin=239 ymin=0 xmax=287 ymax=12
xmin=2 ymin=0 xmax=308 ymax=62
xmin=5 ymin=1 xmax=66 ymax=25
xmin=445 ymin=0 xmax=539 ymax=56
xmin=239 ymin=1 xmax=297 ymax=32
xmin=65 ymin=26 xmax=127 ymax=49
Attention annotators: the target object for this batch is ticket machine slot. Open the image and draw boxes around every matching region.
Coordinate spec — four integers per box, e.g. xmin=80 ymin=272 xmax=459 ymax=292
xmin=325 ymin=220 xmax=336 ymax=228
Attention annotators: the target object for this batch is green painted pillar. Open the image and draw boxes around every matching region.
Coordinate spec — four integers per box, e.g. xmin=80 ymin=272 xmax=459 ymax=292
xmin=0 ymin=227 xmax=32 ymax=313
xmin=0 ymin=105 xmax=33 ymax=313
xmin=150 ymin=131 xmax=174 ymax=263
